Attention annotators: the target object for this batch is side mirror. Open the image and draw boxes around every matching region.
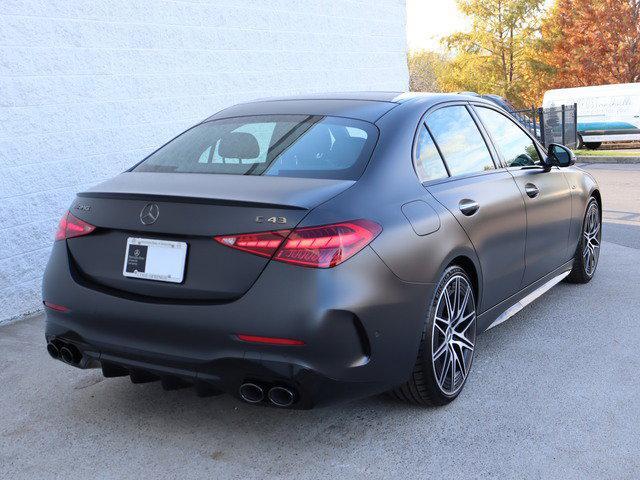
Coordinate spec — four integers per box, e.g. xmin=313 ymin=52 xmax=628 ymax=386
xmin=546 ymin=144 xmax=576 ymax=168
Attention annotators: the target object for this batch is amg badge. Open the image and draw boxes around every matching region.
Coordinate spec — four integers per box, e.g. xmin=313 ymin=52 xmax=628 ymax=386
xmin=255 ymin=216 xmax=287 ymax=224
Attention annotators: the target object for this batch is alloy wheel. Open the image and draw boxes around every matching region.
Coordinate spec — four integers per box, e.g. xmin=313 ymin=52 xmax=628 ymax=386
xmin=582 ymin=203 xmax=601 ymax=276
xmin=431 ymin=275 xmax=476 ymax=396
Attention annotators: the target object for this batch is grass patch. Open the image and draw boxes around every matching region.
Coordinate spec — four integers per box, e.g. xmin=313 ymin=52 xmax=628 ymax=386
xmin=573 ymin=149 xmax=640 ymax=157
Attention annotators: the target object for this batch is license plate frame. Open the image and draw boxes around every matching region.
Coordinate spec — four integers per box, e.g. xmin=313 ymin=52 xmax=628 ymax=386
xmin=122 ymin=237 xmax=188 ymax=284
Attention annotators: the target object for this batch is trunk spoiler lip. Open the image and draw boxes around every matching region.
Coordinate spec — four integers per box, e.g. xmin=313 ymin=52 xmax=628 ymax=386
xmin=75 ymin=191 xmax=309 ymax=211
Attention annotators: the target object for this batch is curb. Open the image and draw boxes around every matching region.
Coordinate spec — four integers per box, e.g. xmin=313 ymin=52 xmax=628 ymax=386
xmin=577 ymin=156 xmax=640 ymax=164
xmin=0 ymin=308 xmax=44 ymax=327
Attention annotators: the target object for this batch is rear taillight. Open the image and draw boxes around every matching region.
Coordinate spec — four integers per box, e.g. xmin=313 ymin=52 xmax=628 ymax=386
xmin=55 ymin=211 xmax=96 ymax=241
xmin=214 ymin=219 xmax=381 ymax=268
xmin=214 ymin=230 xmax=291 ymax=258
xmin=274 ymin=220 xmax=382 ymax=267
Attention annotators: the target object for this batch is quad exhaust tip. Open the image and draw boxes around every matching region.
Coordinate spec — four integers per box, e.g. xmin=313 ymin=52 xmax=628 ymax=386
xmin=48 ymin=340 xmax=82 ymax=365
xmin=59 ymin=345 xmax=81 ymax=365
xmin=46 ymin=342 xmax=60 ymax=359
xmin=267 ymin=386 xmax=295 ymax=407
xmin=239 ymin=383 xmax=264 ymax=404
xmin=239 ymin=383 xmax=296 ymax=407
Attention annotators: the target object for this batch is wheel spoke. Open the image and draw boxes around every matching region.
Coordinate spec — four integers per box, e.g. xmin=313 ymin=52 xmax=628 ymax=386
xmin=434 ymin=316 xmax=449 ymax=335
xmin=453 ymin=344 xmax=467 ymax=378
xmin=438 ymin=349 xmax=450 ymax=386
xmin=452 ymin=331 xmax=475 ymax=351
xmin=460 ymin=315 xmax=475 ymax=335
xmin=433 ymin=340 xmax=448 ymax=361
xmin=450 ymin=346 xmax=456 ymax=389
xmin=457 ymin=288 xmax=470 ymax=320
xmin=444 ymin=289 xmax=454 ymax=320
xmin=453 ymin=313 xmax=474 ymax=338
xmin=450 ymin=278 xmax=460 ymax=319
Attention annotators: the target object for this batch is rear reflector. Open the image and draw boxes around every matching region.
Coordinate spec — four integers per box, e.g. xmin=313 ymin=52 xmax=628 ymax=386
xmin=214 ymin=219 xmax=381 ymax=268
xmin=43 ymin=301 xmax=70 ymax=313
xmin=237 ymin=334 xmax=305 ymax=346
xmin=55 ymin=211 xmax=96 ymax=241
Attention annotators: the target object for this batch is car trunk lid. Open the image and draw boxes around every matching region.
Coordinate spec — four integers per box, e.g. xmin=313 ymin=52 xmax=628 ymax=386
xmin=66 ymin=172 xmax=354 ymax=301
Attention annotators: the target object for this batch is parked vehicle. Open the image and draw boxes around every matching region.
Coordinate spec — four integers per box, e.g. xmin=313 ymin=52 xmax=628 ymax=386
xmin=543 ymin=82 xmax=640 ymax=149
xmin=43 ymin=92 xmax=602 ymax=408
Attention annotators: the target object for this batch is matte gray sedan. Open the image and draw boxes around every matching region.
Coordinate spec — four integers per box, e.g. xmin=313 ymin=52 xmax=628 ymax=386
xmin=43 ymin=92 xmax=601 ymax=408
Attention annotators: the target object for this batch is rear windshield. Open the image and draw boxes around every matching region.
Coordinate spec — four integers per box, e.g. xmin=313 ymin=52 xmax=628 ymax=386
xmin=134 ymin=115 xmax=378 ymax=180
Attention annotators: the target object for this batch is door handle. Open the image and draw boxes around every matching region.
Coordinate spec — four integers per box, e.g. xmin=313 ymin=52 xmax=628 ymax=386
xmin=525 ymin=183 xmax=540 ymax=198
xmin=459 ymin=199 xmax=480 ymax=216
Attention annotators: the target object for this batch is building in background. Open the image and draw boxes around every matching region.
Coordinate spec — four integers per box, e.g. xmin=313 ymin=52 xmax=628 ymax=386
xmin=0 ymin=0 xmax=409 ymax=323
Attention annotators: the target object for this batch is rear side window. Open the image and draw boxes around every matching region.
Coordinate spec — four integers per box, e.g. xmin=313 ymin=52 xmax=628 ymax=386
xmin=414 ymin=124 xmax=448 ymax=182
xmin=475 ymin=107 xmax=541 ymax=167
xmin=135 ymin=115 xmax=378 ymax=180
xmin=426 ymin=106 xmax=495 ymax=176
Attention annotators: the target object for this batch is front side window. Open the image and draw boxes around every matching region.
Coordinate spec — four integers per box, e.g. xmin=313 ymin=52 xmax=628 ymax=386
xmin=135 ymin=115 xmax=378 ymax=180
xmin=475 ymin=107 xmax=541 ymax=167
xmin=414 ymin=124 xmax=448 ymax=182
xmin=426 ymin=106 xmax=495 ymax=176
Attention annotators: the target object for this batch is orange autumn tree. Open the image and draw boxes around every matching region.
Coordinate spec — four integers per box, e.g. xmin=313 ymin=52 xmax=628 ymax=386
xmin=541 ymin=0 xmax=640 ymax=88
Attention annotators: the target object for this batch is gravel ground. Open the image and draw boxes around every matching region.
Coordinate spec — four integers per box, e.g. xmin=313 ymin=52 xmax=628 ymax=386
xmin=1 ymin=164 xmax=639 ymax=479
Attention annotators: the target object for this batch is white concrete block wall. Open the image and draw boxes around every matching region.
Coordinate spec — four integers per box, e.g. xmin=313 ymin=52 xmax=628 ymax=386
xmin=0 ymin=0 xmax=409 ymax=323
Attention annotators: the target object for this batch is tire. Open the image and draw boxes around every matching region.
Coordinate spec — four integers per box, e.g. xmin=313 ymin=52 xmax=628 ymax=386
xmin=576 ymin=134 xmax=584 ymax=150
xmin=566 ymin=198 xmax=601 ymax=284
xmin=584 ymin=142 xmax=601 ymax=150
xmin=391 ymin=266 xmax=477 ymax=406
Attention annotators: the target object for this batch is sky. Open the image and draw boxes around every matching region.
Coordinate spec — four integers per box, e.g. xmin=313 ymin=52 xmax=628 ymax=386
xmin=406 ymin=0 xmax=470 ymax=52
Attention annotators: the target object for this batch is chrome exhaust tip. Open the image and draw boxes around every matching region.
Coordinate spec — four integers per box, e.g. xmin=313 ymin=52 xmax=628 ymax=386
xmin=46 ymin=342 xmax=60 ymax=359
xmin=239 ymin=383 xmax=264 ymax=404
xmin=59 ymin=346 xmax=74 ymax=364
xmin=59 ymin=344 xmax=81 ymax=365
xmin=267 ymin=386 xmax=295 ymax=408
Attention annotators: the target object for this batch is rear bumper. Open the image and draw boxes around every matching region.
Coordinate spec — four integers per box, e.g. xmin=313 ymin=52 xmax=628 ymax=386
xmin=43 ymin=241 xmax=433 ymax=408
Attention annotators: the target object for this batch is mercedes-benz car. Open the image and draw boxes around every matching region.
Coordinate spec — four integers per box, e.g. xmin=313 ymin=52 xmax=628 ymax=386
xmin=43 ymin=92 xmax=601 ymax=409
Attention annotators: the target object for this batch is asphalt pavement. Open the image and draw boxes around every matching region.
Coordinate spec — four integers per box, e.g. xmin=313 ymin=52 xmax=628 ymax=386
xmin=1 ymin=164 xmax=639 ymax=479
xmin=582 ymin=163 xmax=640 ymax=250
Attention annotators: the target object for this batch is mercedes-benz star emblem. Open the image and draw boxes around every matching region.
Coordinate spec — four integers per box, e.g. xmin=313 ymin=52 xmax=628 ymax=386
xmin=139 ymin=203 xmax=160 ymax=225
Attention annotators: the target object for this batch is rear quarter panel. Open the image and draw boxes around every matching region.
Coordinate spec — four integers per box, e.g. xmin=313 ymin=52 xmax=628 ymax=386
xmin=303 ymin=100 xmax=481 ymax=297
xmin=562 ymin=166 xmax=601 ymax=257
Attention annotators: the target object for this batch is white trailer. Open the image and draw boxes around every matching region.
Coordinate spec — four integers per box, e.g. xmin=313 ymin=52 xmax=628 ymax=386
xmin=543 ymin=83 xmax=640 ymax=149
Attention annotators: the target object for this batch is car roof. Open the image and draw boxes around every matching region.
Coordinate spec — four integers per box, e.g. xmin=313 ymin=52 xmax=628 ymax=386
xmin=204 ymin=92 xmax=491 ymax=123
xmin=251 ymin=91 xmax=407 ymax=102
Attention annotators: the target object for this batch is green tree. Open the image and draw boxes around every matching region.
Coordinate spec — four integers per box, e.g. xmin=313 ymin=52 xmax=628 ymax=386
xmin=440 ymin=0 xmax=546 ymax=106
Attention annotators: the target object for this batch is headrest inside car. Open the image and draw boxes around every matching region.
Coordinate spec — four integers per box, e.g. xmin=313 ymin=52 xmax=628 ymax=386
xmin=218 ymin=131 xmax=260 ymax=159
